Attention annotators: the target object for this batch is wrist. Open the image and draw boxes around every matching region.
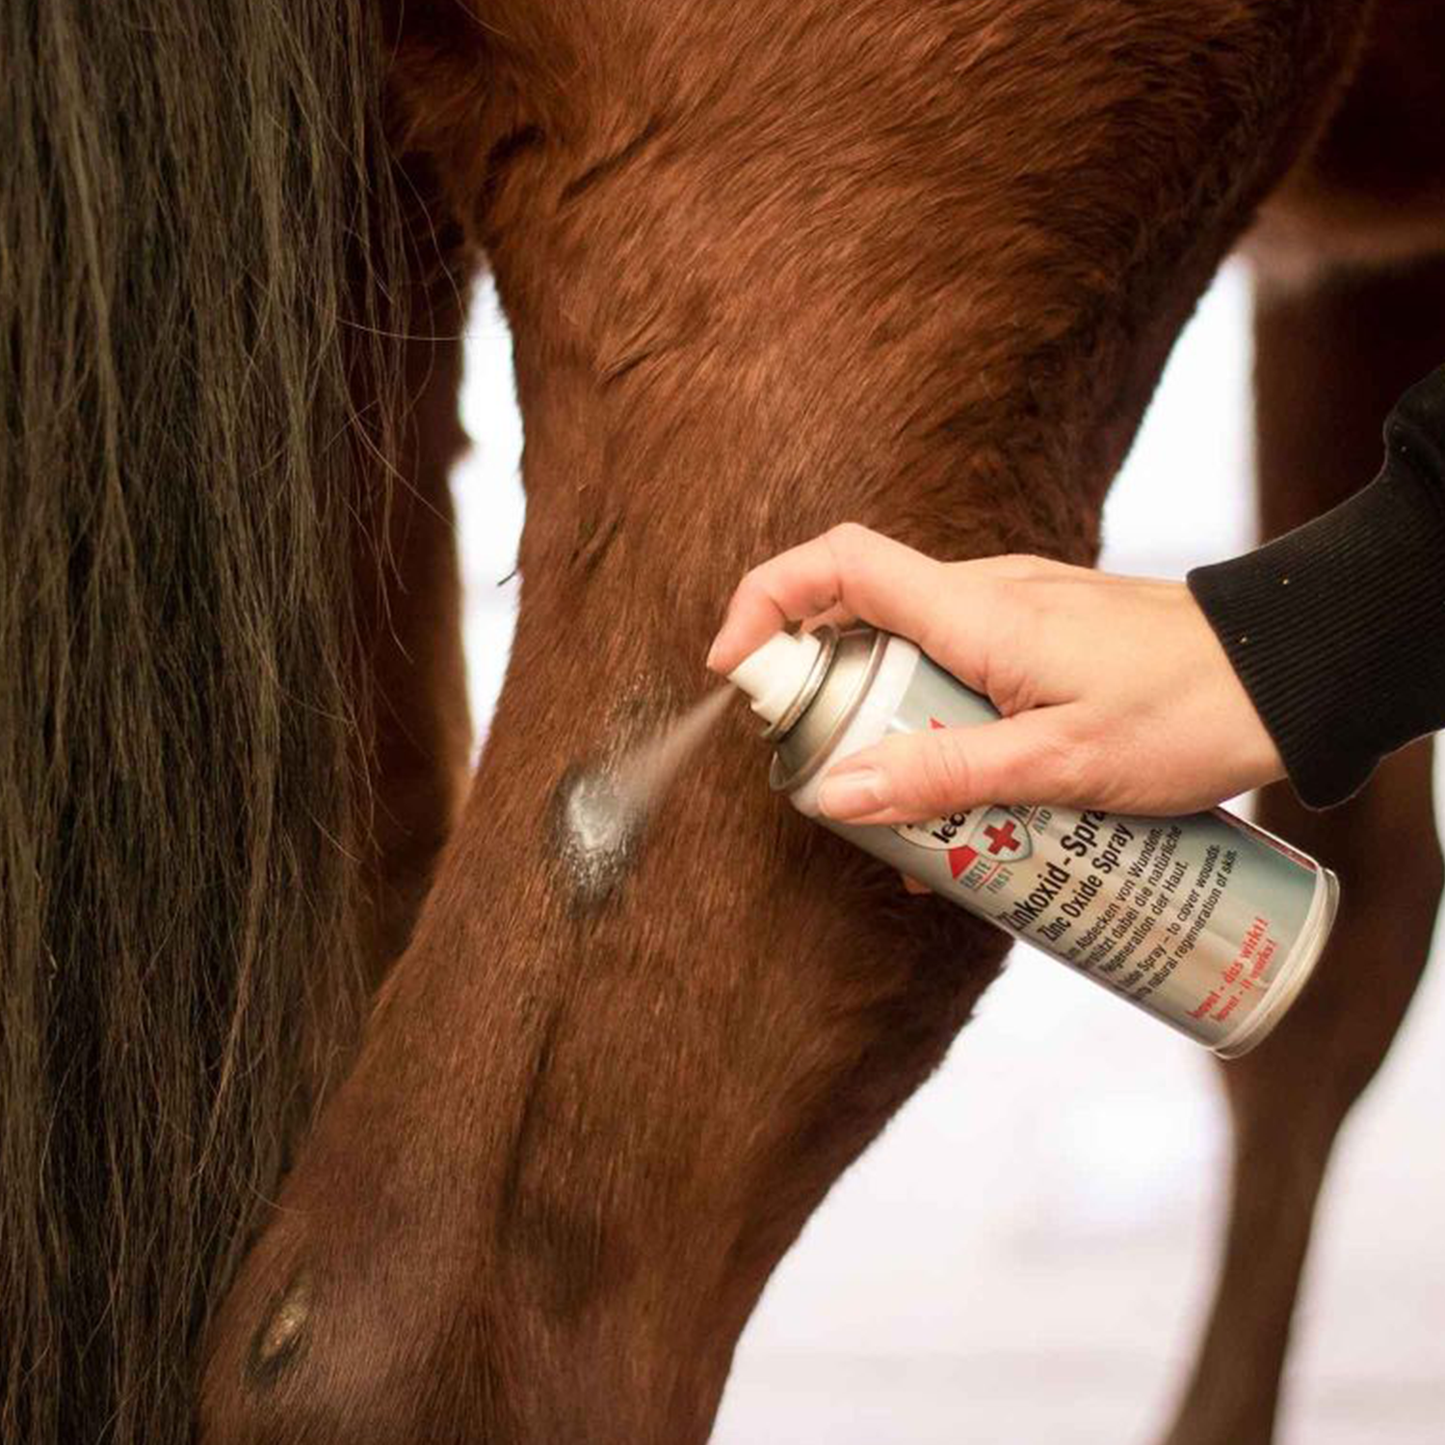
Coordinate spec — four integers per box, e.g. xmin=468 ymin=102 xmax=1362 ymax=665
xmin=1188 ymin=444 xmax=1445 ymax=808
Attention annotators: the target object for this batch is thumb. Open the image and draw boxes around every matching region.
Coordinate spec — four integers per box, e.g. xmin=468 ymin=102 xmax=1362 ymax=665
xmin=816 ymin=710 xmax=1084 ymax=823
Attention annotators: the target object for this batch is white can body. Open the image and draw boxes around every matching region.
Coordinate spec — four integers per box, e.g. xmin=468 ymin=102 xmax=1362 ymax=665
xmin=784 ymin=635 xmax=1338 ymax=1057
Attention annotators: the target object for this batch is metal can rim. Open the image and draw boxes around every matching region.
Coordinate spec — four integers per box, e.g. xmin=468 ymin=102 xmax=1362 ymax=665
xmin=761 ymin=626 xmax=840 ymax=741
xmin=768 ymin=628 xmax=888 ymax=793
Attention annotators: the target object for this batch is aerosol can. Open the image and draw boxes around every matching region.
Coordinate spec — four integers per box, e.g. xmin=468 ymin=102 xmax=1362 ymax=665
xmin=730 ymin=627 xmax=1339 ymax=1057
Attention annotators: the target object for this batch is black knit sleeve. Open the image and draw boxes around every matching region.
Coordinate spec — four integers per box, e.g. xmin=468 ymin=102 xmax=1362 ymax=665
xmin=1186 ymin=365 xmax=1445 ymax=809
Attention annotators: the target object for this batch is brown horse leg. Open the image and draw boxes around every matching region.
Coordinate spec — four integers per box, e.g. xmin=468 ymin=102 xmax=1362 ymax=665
xmin=202 ymin=5 xmax=1374 ymax=1441
xmin=1160 ymin=255 xmax=1445 ymax=1445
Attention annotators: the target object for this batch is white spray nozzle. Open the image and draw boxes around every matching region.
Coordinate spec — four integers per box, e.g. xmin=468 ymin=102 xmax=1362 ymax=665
xmin=728 ymin=630 xmax=824 ymax=727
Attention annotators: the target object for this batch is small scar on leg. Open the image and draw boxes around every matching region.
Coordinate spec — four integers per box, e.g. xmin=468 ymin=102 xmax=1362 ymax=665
xmin=246 ymin=1272 xmax=314 ymax=1388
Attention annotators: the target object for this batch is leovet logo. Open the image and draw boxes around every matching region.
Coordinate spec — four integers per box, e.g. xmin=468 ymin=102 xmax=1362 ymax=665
xmin=892 ymin=718 xmax=1033 ymax=879
xmin=921 ymin=810 xmax=981 ymax=879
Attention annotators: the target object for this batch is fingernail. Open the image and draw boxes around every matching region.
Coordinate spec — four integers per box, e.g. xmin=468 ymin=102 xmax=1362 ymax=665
xmin=818 ymin=766 xmax=889 ymax=820
xmin=705 ymin=635 xmax=724 ymax=672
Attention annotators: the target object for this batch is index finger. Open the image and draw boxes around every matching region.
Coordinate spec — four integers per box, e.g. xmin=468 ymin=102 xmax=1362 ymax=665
xmin=706 ymin=524 xmax=954 ymax=675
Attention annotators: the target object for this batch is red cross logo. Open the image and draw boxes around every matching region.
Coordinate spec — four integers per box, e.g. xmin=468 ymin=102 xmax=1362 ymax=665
xmin=984 ymin=820 xmax=1020 ymax=856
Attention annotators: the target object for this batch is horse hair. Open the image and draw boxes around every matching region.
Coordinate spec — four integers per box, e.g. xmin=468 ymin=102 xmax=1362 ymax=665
xmin=0 ymin=2 xmax=418 ymax=1439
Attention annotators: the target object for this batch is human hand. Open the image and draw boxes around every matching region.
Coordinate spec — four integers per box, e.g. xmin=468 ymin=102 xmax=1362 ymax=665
xmin=707 ymin=524 xmax=1284 ymax=823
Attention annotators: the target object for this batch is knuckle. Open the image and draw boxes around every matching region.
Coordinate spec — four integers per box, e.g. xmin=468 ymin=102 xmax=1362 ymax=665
xmin=975 ymin=551 xmax=1047 ymax=581
xmin=824 ymin=521 xmax=873 ymax=553
xmin=822 ymin=523 xmax=879 ymax=606
xmin=1003 ymin=551 xmax=1047 ymax=578
xmin=916 ymin=732 xmax=976 ymax=809
xmin=731 ymin=567 xmax=764 ymax=600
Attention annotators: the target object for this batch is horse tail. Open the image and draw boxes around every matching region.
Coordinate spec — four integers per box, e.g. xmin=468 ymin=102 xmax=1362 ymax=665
xmin=0 ymin=3 xmax=415 ymax=1439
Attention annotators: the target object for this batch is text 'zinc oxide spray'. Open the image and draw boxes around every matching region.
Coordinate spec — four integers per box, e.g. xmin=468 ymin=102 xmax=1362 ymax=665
xmin=730 ymin=627 xmax=1339 ymax=1057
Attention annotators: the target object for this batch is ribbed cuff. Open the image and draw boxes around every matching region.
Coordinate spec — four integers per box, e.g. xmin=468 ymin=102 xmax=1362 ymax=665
xmin=1187 ymin=370 xmax=1445 ymax=809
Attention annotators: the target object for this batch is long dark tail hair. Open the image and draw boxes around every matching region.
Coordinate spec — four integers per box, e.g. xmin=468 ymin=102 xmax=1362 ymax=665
xmin=1 ymin=3 xmax=415 ymax=1439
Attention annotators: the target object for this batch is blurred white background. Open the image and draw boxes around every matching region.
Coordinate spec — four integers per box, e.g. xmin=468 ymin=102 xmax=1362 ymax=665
xmin=452 ymin=264 xmax=1445 ymax=1443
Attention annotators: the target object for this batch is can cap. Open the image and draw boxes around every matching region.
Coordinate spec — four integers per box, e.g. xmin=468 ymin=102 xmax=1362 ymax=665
xmin=729 ymin=630 xmax=825 ymax=727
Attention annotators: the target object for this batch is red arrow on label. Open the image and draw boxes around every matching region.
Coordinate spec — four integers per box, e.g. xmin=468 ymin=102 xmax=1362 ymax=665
xmin=926 ymin=718 xmax=977 ymax=876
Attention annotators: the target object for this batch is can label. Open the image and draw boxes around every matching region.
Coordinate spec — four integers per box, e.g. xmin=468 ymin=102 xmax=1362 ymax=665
xmin=826 ymin=654 xmax=1322 ymax=1050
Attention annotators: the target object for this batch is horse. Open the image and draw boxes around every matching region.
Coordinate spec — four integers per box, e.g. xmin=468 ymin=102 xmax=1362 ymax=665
xmin=3 ymin=1 xmax=1441 ymax=1442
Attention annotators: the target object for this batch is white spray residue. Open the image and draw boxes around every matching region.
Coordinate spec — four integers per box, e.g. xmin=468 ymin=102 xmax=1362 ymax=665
xmin=560 ymin=686 xmax=735 ymax=899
